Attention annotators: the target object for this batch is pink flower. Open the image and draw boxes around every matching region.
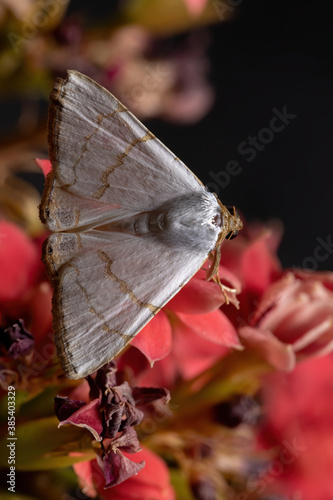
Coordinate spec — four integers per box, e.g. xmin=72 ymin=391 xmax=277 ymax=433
xmin=183 ymin=0 xmax=209 ymax=16
xmin=218 ymin=223 xmax=333 ymax=371
xmin=238 ymin=271 xmax=333 ymax=371
xmin=74 ymin=446 xmax=175 ymax=500
xmin=259 ymin=354 xmax=333 ymax=500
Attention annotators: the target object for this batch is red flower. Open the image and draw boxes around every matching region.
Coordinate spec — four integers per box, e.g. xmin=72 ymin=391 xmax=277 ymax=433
xmin=259 ymin=354 xmax=333 ymax=500
xmin=0 ymin=220 xmax=40 ymax=304
xmin=0 ymin=218 xmax=53 ymax=388
xmin=127 ymin=266 xmax=241 ymax=388
xmin=217 ymin=224 xmax=333 ymax=371
xmin=239 ymin=271 xmax=333 ymax=370
xmin=132 ymin=269 xmax=241 ymax=365
xmin=0 ymin=219 xmax=52 ymax=342
xmin=74 ymin=446 xmax=175 ymax=500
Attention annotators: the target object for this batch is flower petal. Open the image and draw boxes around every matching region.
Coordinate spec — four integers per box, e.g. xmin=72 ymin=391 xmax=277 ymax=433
xmin=28 ymin=282 xmax=53 ymax=343
xmin=109 ymin=426 xmax=142 ymax=455
xmin=172 ymin=317 xmax=230 ymax=379
xmin=241 ymin=236 xmax=281 ymax=294
xmin=166 ymin=277 xmax=225 ymax=314
xmin=131 ymin=310 xmax=172 ymax=364
xmin=177 ymin=309 xmax=241 ymax=347
xmin=97 ymin=448 xmax=145 ymax=488
xmin=57 ymin=398 xmax=104 ymax=441
xmin=54 ymin=396 xmax=87 ymax=421
xmin=132 ymin=386 xmax=170 ymax=407
xmin=238 ymin=326 xmax=295 ymax=371
xmin=91 ymin=446 xmax=175 ymax=499
xmin=0 ymin=319 xmax=34 ymax=358
xmin=35 ymin=158 xmax=52 ymax=177
xmin=0 ymin=220 xmax=39 ymax=302
xmin=73 ymin=459 xmax=98 ymax=498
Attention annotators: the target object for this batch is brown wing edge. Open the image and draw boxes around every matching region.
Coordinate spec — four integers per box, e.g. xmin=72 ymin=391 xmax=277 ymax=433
xmin=39 ymin=234 xmax=77 ymax=379
xmin=38 ymin=74 xmax=67 ymax=225
xmin=38 ymin=72 xmax=78 ymax=378
xmin=40 ymin=237 xmax=85 ymax=380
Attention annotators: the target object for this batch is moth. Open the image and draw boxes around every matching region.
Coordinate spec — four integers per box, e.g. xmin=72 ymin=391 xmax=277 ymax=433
xmin=40 ymin=70 xmax=242 ymax=379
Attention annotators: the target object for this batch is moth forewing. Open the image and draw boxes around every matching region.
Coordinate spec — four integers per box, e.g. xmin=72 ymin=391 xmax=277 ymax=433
xmin=40 ymin=70 xmax=242 ymax=379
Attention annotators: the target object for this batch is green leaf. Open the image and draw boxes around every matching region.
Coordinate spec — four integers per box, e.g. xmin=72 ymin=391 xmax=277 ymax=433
xmin=0 ymin=416 xmax=95 ymax=470
xmin=170 ymin=469 xmax=194 ymax=500
xmin=123 ymin=0 xmax=228 ymax=35
xmin=0 ymin=493 xmax=38 ymax=500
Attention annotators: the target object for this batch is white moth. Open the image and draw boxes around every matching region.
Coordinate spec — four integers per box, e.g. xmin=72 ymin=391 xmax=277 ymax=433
xmin=40 ymin=70 xmax=242 ymax=380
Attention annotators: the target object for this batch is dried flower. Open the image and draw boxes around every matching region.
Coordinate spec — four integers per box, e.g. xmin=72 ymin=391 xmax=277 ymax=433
xmin=55 ymin=362 xmax=170 ymax=488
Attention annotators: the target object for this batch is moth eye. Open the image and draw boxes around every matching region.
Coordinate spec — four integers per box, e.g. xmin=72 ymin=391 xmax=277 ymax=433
xmin=226 ymin=230 xmax=239 ymax=240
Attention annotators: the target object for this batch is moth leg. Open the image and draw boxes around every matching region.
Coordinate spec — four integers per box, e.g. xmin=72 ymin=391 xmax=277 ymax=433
xmin=205 ymin=249 xmax=237 ymax=305
xmin=212 ymin=274 xmax=237 ymax=305
xmin=206 ymin=247 xmax=221 ymax=281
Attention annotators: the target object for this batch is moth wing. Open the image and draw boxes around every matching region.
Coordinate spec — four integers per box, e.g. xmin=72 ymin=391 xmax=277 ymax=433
xmin=40 ymin=70 xmax=205 ymax=232
xmin=47 ymin=229 xmax=211 ymax=379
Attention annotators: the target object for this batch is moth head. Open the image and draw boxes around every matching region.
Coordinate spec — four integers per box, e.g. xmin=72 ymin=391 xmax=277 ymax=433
xmin=215 ymin=203 xmax=243 ymax=242
xmin=225 ymin=206 xmax=243 ymax=239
